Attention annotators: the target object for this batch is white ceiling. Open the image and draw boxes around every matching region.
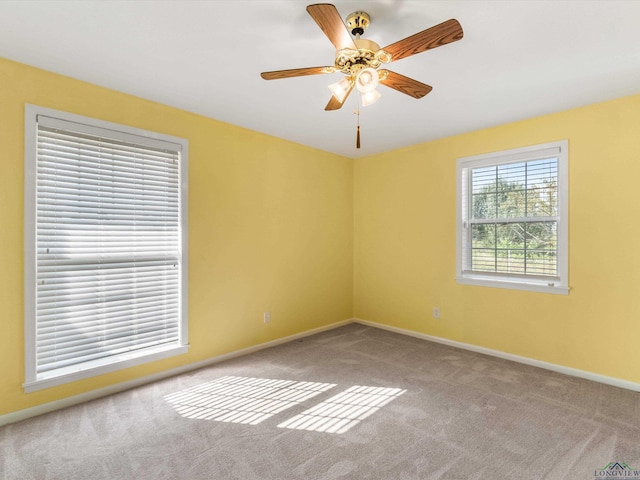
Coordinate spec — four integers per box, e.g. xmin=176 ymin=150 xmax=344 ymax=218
xmin=1 ymin=0 xmax=640 ymax=158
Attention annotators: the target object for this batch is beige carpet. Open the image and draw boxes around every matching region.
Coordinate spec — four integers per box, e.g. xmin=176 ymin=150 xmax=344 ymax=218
xmin=1 ymin=324 xmax=639 ymax=479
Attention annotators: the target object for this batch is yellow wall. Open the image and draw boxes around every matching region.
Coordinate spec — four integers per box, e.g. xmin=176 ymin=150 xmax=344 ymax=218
xmin=0 ymin=58 xmax=353 ymax=416
xmin=3 ymin=53 xmax=640 ymax=418
xmin=354 ymin=94 xmax=640 ymax=384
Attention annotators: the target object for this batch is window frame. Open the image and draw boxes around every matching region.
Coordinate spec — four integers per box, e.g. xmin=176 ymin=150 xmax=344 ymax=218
xmin=24 ymin=104 xmax=189 ymax=393
xmin=456 ymin=140 xmax=569 ymax=294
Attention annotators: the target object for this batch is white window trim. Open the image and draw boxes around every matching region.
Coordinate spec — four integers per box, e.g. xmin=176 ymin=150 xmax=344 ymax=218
xmin=24 ymin=104 xmax=189 ymax=393
xmin=456 ymin=140 xmax=569 ymax=295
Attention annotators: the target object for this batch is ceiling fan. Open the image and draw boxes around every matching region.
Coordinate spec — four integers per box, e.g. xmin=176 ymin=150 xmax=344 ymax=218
xmin=260 ymin=3 xmax=463 ymax=146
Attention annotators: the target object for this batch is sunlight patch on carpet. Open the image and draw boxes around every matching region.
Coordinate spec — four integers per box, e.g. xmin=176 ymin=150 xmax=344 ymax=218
xmin=277 ymin=385 xmax=406 ymax=434
xmin=164 ymin=376 xmax=336 ymax=425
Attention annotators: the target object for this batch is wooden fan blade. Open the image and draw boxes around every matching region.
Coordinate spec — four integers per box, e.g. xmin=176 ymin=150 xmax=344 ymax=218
xmin=260 ymin=67 xmax=334 ymax=80
xmin=382 ymin=19 xmax=463 ymax=63
xmin=325 ymin=85 xmax=353 ymax=110
xmin=379 ymin=70 xmax=433 ymax=99
xmin=307 ymin=4 xmax=356 ymax=50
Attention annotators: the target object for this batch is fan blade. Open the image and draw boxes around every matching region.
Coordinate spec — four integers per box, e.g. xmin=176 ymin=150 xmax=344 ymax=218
xmin=382 ymin=19 xmax=463 ymax=63
xmin=307 ymin=4 xmax=356 ymax=50
xmin=261 ymin=67 xmax=334 ymax=80
xmin=325 ymin=84 xmax=353 ymax=110
xmin=325 ymin=96 xmax=343 ymax=110
xmin=379 ymin=70 xmax=433 ymax=99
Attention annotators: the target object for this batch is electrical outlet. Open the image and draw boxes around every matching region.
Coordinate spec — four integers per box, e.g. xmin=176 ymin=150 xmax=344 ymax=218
xmin=263 ymin=311 xmax=271 ymax=323
xmin=432 ymin=307 xmax=441 ymax=319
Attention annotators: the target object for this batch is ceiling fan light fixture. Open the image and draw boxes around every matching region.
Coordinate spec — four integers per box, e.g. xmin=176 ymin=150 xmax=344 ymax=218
xmin=328 ymin=77 xmax=353 ymax=103
xmin=355 ymin=67 xmax=379 ymax=93
xmin=260 ymin=4 xmax=464 ymax=147
xmin=360 ymin=89 xmax=381 ymax=107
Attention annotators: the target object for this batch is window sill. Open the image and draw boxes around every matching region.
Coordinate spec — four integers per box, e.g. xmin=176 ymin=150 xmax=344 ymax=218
xmin=23 ymin=344 xmax=189 ymax=393
xmin=456 ymin=275 xmax=569 ymax=295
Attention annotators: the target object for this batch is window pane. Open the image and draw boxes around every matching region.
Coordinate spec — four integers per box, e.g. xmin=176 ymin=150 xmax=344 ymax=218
xmin=497 ymin=185 xmax=526 ymax=218
xmin=527 ymin=180 xmax=558 ymax=217
xmin=495 ymin=163 xmax=524 ymax=218
xmin=471 ymin=249 xmax=496 ymax=272
xmin=471 ymin=223 xmax=495 ymax=248
xmin=525 ymin=221 xmax=557 ymax=250
xmin=472 ymin=192 xmax=496 ymax=219
xmin=496 ymin=223 xmax=525 ymax=249
xmin=526 ymin=158 xmax=557 ymax=188
xmin=527 ymin=158 xmax=558 ymax=217
xmin=495 ymin=223 xmax=526 ymax=274
xmin=471 ymin=223 xmax=495 ymax=272
xmin=471 ymin=166 xmax=496 ymax=194
xmin=495 ymin=249 xmax=525 ymax=274
xmin=525 ymin=250 xmax=557 ymax=276
xmin=498 ymin=162 xmax=526 ymax=185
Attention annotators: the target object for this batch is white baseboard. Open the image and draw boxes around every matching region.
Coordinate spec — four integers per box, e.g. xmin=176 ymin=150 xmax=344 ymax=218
xmin=354 ymin=318 xmax=640 ymax=392
xmin=0 ymin=318 xmax=353 ymax=427
xmin=5 ymin=316 xmax=637 ymax=426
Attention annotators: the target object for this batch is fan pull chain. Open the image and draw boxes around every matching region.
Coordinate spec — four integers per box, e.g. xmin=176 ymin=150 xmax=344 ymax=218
xmin=355 ymin=95 xmax=361 ymax=149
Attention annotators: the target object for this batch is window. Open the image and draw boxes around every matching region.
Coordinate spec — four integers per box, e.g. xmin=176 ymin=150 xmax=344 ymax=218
xmin=24 ymin=105 xmax=188 ymax=392
xmin=456 ymin=140 xmax=568 ymax=294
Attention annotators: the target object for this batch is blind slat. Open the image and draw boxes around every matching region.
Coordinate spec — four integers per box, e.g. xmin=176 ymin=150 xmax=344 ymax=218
xmin=37 ymin=335 xmax=179 ymax=373
xmin=38 ymin=308 xmax=180 ymax=325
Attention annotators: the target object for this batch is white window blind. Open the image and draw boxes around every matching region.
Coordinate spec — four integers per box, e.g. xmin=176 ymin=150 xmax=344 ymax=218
xmin=25 ymin=106 xmax=188 ymax=391
xmin=456 ymin=141 xmax=568 ymax=294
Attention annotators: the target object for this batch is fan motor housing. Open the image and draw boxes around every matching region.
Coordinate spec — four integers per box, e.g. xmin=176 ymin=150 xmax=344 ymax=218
xmin=336 ymin=11 xmax=392 ymax=75
xmin=335 ymin=38 xmax=391 ymax=75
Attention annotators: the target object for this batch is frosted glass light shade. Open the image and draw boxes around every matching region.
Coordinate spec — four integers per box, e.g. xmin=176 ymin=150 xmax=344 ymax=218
xmin=361 ymin=89 xmax=382 ymax=107
xmin=328 ymin=77 xmax=352 ymax=103
xmin=355 ymin=68 xmax=379 ymax=93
